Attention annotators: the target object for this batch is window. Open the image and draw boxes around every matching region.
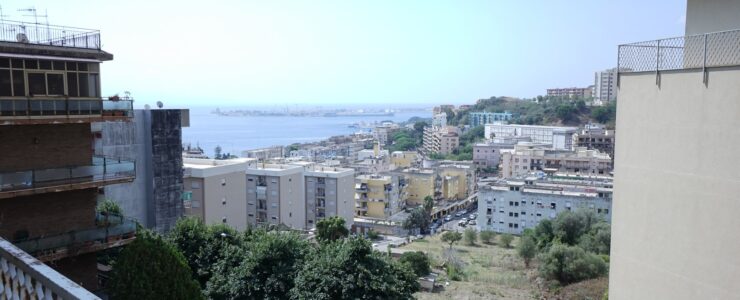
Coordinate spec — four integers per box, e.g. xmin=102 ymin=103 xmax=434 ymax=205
xmin=222 ymin=198 xmax=227 ymax=205
xmin=191 ymin=181 xmax=201 ymax=189
xmin=222 ymin=217 xmax=227 ymax=223
xmin=221 ymin=178 xmax=226 ymax=186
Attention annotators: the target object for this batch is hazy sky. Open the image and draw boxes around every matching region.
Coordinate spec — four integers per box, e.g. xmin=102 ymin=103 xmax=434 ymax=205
xmin=3 ymin=1 xmax=686 ymax=107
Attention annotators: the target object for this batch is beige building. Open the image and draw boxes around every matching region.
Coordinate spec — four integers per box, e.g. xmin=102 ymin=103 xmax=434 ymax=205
xmin=573 ymin=124 xmax=615 ymax=159
xmin=610 ymin=1 xmax=740 ymax=299
xmin=438 ymin=165 xmax=472 ymax=200
xmin=301 ymin=164 xmax=355 ymax=229
xmin=183 ymin=158 xmax=255 ymax=231
xmin=500 ymin=143 xmax=612 ymax=178
xmin=399 ymin=168 xmax=435 ymax=205
xmin=354 ymin=174 xmax=400 ymax=219
xmin=390 ymin=151 xmax=418 ymax=169
xmin=546 ymin=86 xmax=593 ymax=98
xmin=246 ymin=163 xmax=305 ymax=229
xmin=423 ymin=126 xmax=460 ymax=155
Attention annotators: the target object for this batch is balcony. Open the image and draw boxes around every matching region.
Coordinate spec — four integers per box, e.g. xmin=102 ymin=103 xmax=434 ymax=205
xmin=0 ymin=97 xmax=133 ymax=125
xmin=0 ymin=156 xmax=135 ymax=199
xmin=0 ymin=238 xmax=100 ymax=299
xmin=0 ymin=20 xmax=100 ymax=50
xmin=618 ymin=29 xmax=740 ymax=79
xmin=13 ymin=213 xmax=136 ymax=262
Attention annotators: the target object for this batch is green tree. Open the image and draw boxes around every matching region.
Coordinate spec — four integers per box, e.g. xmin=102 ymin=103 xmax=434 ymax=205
xmin=316 ymin=216 xmax=349 ymax=242
xmin=533 ymin=219 xmax=556 ymax=250
xmin=413 ymin=121 xmax=427 ymax=133
xmin=463 ymin=228 xmax=477 ymax=246
xmin=479 ymin=230 xmax=496 ymax=244
xmin=109 ymin=231 xmax=202 ymax=300
xmin=97 ymin=199 xmax=122 ymax=215
xmin=399 ymin=251 xmax=431 ymax=277
xmin=214 ymin=145 xmax=222 ymax=159
xmin=499 ymin=233 xmax=514 ymax=248
xmin=553 ymin=209 xmax=600 ymax=246
xmin=517 ymin=236 xmax=537 ymax=268
xmin=555 ymin=104 xmax=576 ymax=122
xmin=423 ymin=196 xmax=434 ymax=214
xmin=205 ymin=231 xmax=310 ymax=299
xmin=441 ymin=231 xmax=462 ymax=249
xmin=578 ymin=222 xmax=611 ymax=255
xmin=168 ymin=218 xmax=239 ymax=287
xmin=538 ymin=244 xmax=608 ymax=285
xmin=403 ymin=207 xmax=430 ymax=234
xmin=291 ymin=237 xmax=419 ymax=299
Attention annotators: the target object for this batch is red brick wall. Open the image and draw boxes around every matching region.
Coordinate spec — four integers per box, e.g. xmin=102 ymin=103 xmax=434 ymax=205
xmin=0 ymin=189 xmax=97 ymax=239
xmin=0 ymin=124 xmax=92 ymax=171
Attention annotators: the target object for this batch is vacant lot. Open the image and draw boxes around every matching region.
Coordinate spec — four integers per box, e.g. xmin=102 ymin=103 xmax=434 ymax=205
xmin=402 ymin=235 xmax=609 ymax=299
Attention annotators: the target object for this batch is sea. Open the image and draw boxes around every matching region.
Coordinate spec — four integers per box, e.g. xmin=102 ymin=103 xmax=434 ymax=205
xmin=182 ymin=106 xmax=427 ymax=157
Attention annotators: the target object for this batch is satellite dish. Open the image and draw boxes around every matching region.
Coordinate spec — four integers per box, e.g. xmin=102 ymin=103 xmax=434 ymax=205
xmin=16 ymin=33 xmax=29 ymax=43
xmin=144 ymin=104 xmax=151 ymax=110
xmin=156 ymin=101 xmax=163 ymax=109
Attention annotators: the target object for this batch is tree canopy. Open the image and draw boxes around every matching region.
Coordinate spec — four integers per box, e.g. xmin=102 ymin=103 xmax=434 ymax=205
xmin=315 ymin=216 xmax=350 ymax=242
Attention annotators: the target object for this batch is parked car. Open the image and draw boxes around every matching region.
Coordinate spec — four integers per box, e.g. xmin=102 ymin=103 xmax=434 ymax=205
xmin=468 ymin=220 xmax=477 ymax=226
xmin=468 ymin=214 xmax=476 ymax=220
xmin=458 ymin=220 xmax=467 ymax=227
xmin=444 ymin=215 xmax=453 ymax=222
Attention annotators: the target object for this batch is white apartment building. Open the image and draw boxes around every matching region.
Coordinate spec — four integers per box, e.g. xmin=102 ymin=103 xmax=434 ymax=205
xmin=473 ymin=136 xmax=532 ymax=169
xmin=245 ymin=163 xmax=306 ymax=229
xmin=500 ymin=143 xmax=612 ymax=178
xmin=477 ymin=174 xmax=612 ymax=235
xmin=484 ymin=124 xmax=577 ymax=150
xmin=594 ymin=68 xmax=617 ymax=103
xmin=610 ymin=1 xmax=740 ymax=298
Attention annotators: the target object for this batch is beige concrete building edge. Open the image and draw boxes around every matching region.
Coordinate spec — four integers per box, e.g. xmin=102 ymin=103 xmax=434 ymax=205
xmin=609 ymin=69 xmax=740 ymax=299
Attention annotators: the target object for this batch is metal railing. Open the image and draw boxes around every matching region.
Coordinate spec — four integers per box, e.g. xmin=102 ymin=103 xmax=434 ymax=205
xmin=13 ymin=213 xmax=136 ymax=256
xmin=0 ymin=97 xmax=133 ymax=118
xmin=0 ymin=238 xmax=100 ymax=299
xmin=0 ymin=156 xmax=135 ymax=193
xmin=0 ymin=20 xmax=101 ymax=50
xmin=619 ymin=28 xmax=740 ymax=73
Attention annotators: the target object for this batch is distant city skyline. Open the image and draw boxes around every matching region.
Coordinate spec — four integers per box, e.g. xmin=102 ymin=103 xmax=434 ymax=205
xmin=1 ymin=0 xmax=685 ymax=106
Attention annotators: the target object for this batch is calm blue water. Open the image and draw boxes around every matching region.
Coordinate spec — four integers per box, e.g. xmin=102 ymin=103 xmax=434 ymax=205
xmin=182 ymin=107 xmax=426 ymax=157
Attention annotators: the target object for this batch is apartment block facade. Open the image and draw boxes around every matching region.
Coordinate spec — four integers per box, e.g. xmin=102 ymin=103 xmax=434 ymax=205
xmin=468 ymin=111 xmax=513 ymax=127
xmin=246 ymin=164 xmax=305 ymax=229
xmin=594 ymin=68 xmax=617 ymax=103
xmin=500 ymin=143 xmax=612 ymax=178
xmin=423 ymin=126 xmax=460 ymax=155
xmin=354 ymin=174 xmax=401 ymax=219
xmin=573 ymin=124 xmax=615 ymax=159
xmin=0 ymin=22 xmax=135 ymax=291
xmin=302 ymin=165 xmax=355 ymax=228
xmin=610 ymin=1 xmax=740 ymax=298
xmin=477 ymin=175 xmax=612 ymax=235
xmin=546 ymin=86 xmax=594 ymax=99
xmin=484 ymin=123 xmax=577 ymax=150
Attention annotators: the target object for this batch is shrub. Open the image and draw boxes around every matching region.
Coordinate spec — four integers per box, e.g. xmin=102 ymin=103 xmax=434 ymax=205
xmin=463 ymin=228 xmax=477 ymax=246
xmin=538 ymin=244 xmax=607 ymax=285
xmin=479 ymin=230 xmax=496 ymax=244
xmin=517 ymin=236 xmax=537 ymax=268
xmin=97 ymin=199 xmax=122 ymax=215
xmin=499 ymin=233 xmax=513 ymax=248
xmin=366 ymin=229 xmax=381 ymax=240
xmin=399 ymin=251 xmax=431 ymax=277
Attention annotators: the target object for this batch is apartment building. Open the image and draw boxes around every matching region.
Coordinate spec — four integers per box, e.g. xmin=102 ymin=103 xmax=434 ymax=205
xmin=573 ymin=124 xmax=615 ymax=159
xmin=477 ymin=174 xmax=612 ymax=235
xmin=0 ymin=22 xmax=136 ymax=291
xmin=546 ymin=86 xmax=594 ymax=99
xmin=468 ymin=111 xmax=513 ymax=127
xmin=423 ymin=126 xmax=460 ymax=155
xmin=390 ymin=151 xmax=419 ymax=169
xmin=500 ymin=143 xmax=612 ymax=178
xmin=594 ymin=68 xmax=617 ymax=103
xmin=242 ymin=146 xmax=284 ymax=160
xmin=610 ymin=1 xmax=740 ymax=298
xmin=182 ymin=158 xmax=254 ymax=230
xmin=484 ymin=123 xmax=577 ymax=150
xmin=245 ymin=163 xmax=305 ymax=229
xmin=354 ymin=174 xmax=401 ymax=219
xmin=473 ymin=136 xmax=533 ymax=169
xmin=438 ymin=164 xmax=473 ymax=200
xmin=302 ymin=164 xmax=355 ymax=229
xmin=397 ymin=168 xmax=435 ymax=205
xmin=96 ymin=108 xmax=190 ymax=232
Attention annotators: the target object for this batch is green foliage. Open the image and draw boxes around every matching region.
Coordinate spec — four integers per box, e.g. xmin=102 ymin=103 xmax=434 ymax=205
xmin=366 ymin=229 xmax=381 ymax=240
xmin=168 ymin=217 xmax=239 ymax=287
xmin=97 ymin=199 xmax=122 ymax=215
xmin=399 ymin=251 xmax=431 ymax=277
xmin=403 ymin=207 xmax=430 ymax=234
xmin=214 ymin=145 xmax=223 ymax=159
xmin=553 ymin=210 xmax=601 ymax=246
xmin=478 ymin=230 xmax=496 ymax=244
xmin=109 ymin=231 xmax=202 ymax=300
xmin=578 ymin=222 xmax=611 ymax=255
xmin=459 ymin=126 xmax=484 ymax=145
xmin=538 ymin=243 xmax=607 ymax=285
xmin=517 ymin=236 xmax=537 ymax=268
xmin=556 ymin=104 xmax=577 ymax=123
xmin=205 ymin=231 xmax=310 ymax=299
xmin=499 ymin=233 xmax=514 ymax=248
xmin=533 ymin=219 xmax=556 ymax=250
xmin=316 ymin=216 xmax=349 ymax=242
xmin=428 ymin=152 xmax=446 ymax=160
xmin=291 ymin=237 xmax=419 ymax=299
xmin=423 ymin=196 xmax=434 ymax=213
xmin=441 ymin=231 xmax=463 ymax=249
xmin=413 ymin=121 xmax=428 ymax=133
xmin=463 ymin=228 xmax=477 ymax=246
xmin=591 ymin=102 xmax=617 ymax=125
xmin=287 ymin=143 xmax=300 ymax=152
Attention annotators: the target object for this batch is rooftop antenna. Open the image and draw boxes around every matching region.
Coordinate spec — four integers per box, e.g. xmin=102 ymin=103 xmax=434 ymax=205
xmin=18 ymin=7 xmax=49 ymax=40
xmin=0 ymin=5 xmax=11 ymax=26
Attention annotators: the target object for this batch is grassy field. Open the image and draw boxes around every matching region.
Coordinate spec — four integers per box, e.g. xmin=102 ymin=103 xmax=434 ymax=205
xmin=402 ymin=234 xmax=609 ymax=300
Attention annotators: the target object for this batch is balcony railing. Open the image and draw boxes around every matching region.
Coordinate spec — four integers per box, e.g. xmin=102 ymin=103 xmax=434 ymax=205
xmin=0 ymin=20 xmax=101 ymax=50
xmin=0 ymin=156 xmax=135 ymax=198
xmin=618 ymin=29 xmax=740 ymax=74
xmin=0 ymin=97 xmax=133 ymax=123
xmin=0 ymin=238 xmax=100 ymax=299
xmin=14 ymin=213 xmax=136 ymax=262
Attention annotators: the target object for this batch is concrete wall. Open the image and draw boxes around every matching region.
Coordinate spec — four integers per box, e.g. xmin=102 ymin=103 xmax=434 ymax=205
xmin=202 ymin=171 xmax=247 ymax=230
xmin=610 ymin=68 xmax=740 ymax=299
xmin=685 ymin=0 xmax=740 ymax=35
xmin=0 ymin=124 xmax=91 ymax=171
xmin=336 ymin=173 xmax=355 ymax=228
xmin=279 ymin=172 xmax=304 ymax=229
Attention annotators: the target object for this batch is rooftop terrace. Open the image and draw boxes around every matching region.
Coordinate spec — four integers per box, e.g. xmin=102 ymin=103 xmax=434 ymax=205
xmin=0 ymin=20 xmax=101 ymax=50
